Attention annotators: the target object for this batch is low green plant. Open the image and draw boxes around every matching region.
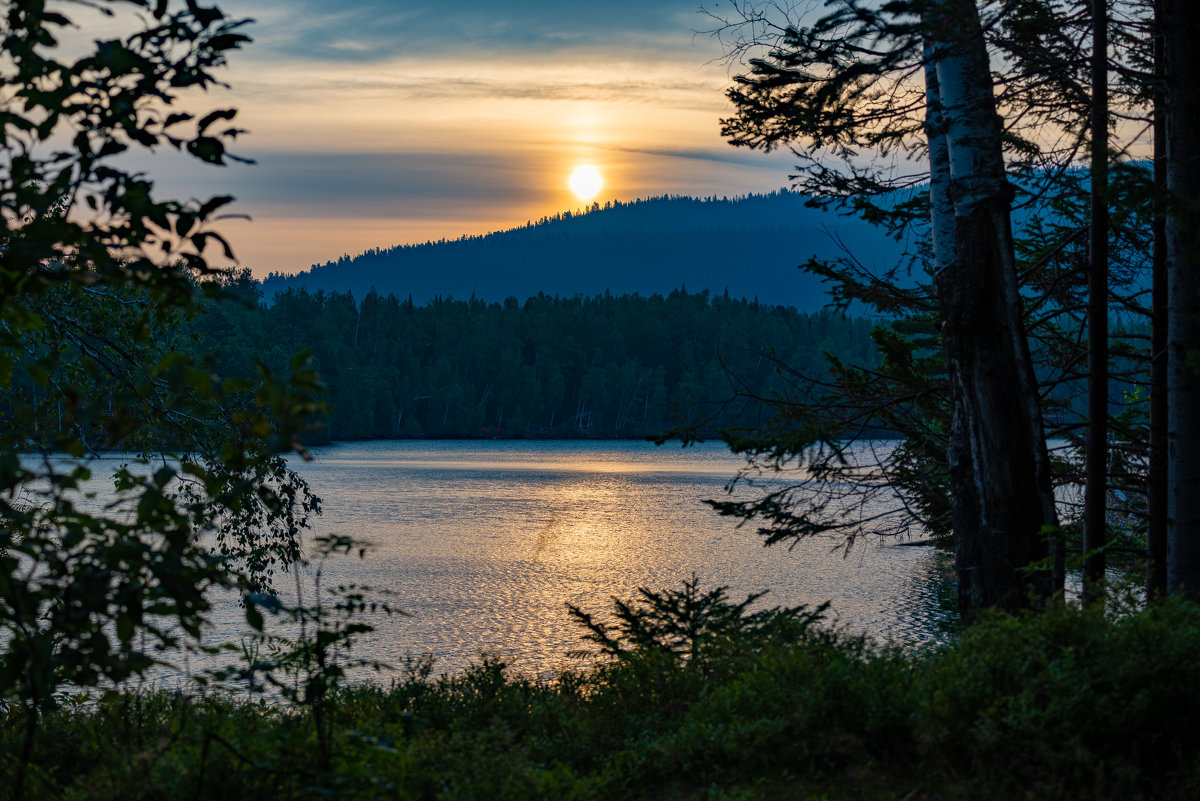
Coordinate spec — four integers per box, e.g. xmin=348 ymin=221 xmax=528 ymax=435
xmin=234 ymin=534 xmax=400 ymax=772
xmin=5 ymin=585 xmax=1200 ymax=800
xmin=567 ymin=574 xmax=830 ymax=670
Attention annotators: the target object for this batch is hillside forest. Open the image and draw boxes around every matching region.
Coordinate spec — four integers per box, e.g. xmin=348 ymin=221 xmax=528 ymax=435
xmin=259 ymin=192 xmax=898 ymax=312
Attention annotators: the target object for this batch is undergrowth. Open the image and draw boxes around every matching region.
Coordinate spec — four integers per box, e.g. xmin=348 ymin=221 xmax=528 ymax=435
xmin=3 ymin=581 xmax=1199 ymax=800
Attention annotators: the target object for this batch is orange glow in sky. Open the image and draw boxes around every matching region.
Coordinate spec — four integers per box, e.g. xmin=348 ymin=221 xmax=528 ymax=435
xmin=131 ymin=2 xmax=802 ymax=277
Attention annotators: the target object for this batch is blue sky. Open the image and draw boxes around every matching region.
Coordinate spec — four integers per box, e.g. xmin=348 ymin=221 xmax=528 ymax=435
xmin=136 ymin=1 xmax=806 ymax=274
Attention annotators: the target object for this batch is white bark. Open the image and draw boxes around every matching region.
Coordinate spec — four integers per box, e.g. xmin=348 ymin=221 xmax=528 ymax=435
xmin=923 ymin=44 xmax=955 ymax=275
xmin=923 ymin=0 xmax=1059 ymax=612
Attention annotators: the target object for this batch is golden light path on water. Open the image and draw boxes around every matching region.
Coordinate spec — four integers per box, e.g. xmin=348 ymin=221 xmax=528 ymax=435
xmin=233 ymin=440 xmax=951 ymax=679
xmin=39 ymin=440 xmax=954 ymax=685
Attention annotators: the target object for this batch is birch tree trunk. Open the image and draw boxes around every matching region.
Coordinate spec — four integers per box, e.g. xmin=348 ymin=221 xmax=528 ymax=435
xmin=924 ymin=0 xmax=1058 ymax=615
xmin=1165 ymin=0 xmax=1200 ymax=599
xmin=923 ymin=46 xmax=955 ymax=275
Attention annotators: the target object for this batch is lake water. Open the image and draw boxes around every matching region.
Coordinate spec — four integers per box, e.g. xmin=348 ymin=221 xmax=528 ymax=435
xmin=230 ymin=439 xmax=954 ymax=677
xmin=25 ymin=439 xmax=952 ymax=683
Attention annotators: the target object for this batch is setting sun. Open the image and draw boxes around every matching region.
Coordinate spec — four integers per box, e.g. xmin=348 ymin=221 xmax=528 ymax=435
xmin=568 ymin=165 xmax=603 ymax=200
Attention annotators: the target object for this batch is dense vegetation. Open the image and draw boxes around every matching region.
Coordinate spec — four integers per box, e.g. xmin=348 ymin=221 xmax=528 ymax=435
xmin=191 ymin=275 xmax=878 ymax=441
xmin=5 ymin=585 xmax=1200 ymax=800
xmin=0 ymin=4 xmax=319 ymax=796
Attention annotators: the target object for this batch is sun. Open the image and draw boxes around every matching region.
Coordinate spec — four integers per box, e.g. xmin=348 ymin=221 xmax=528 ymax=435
xmin=568 ymin=165 xmax=603 ymax=201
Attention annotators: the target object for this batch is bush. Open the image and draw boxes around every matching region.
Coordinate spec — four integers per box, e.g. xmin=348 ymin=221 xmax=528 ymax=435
xmin=916 ymin=599 xmax=1200 ymax=800
xmin=5 ymin=587 xmax=1200 ymax=800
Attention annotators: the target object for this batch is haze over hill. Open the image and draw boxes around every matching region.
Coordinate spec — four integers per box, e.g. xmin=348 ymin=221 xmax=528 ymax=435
xmin=260 ymin=192 xmax=909 ymax=312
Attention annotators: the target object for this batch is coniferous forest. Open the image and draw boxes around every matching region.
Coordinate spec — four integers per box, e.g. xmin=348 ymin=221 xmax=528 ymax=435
xmin=192 ymin=275 xmax=877 ymax=442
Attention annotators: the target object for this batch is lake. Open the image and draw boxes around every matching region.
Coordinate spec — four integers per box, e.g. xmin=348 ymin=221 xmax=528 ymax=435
xmin=221 ymin=439 xmax=953 ymax=677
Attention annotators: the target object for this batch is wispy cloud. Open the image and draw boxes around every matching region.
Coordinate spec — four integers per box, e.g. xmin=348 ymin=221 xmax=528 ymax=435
xmin=607 ymin=144 xmax=797 ymax=169
xmin=393 ymin=76 xmax=719 ymax=106
xmin=230 ymin=70 xmax=722 ymax=110
xmin=242 ymin=0 xmax=708 ymax=61
xmin=230 ymin=150 xmax=548 ymax=211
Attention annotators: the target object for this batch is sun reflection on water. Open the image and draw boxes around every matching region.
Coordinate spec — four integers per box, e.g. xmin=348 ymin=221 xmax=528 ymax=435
xmin=264 ymin=440 xmax=953 ymax=677
xmin=39 ymin=440 xmax=953 ymax=683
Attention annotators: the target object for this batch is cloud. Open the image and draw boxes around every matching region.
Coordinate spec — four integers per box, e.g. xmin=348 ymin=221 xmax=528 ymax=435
xmin=608 ymin=144 xmax=798 ymax=169
xmin=390 ymin=76 xmax=719 ymax=106
xmin=148 ymin=149 xmax=548 ymax=216
xmin=242 ymin=150 xmax=546 ymax=211
xmin=147 ymin=142 xmax=793 ymax=222
xmin=227 ymin=55 xmax=730 ymax=114
xmin=241 ymin=0 xmax=712 ymax=62
xmin=230 ymin=68 xmax=722 ymax=110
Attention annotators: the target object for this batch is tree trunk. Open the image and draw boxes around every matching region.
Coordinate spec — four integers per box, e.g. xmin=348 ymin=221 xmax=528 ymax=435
xmin=1147 ymin=0 xmax=1168 ymax=598
xmin=1165 ymin=0 xmax=1200 ymax=599
xmin=923 ymin=45 xmax=955 ymax=276
xmin=1082 ymin=0 xmax=1109 ymax=607
xmin=925 ymin=0 xmax=1058 ymax=615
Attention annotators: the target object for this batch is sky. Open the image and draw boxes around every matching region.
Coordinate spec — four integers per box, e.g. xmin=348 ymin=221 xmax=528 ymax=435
xmin=130 ymin=0 xmax=806 ymax=276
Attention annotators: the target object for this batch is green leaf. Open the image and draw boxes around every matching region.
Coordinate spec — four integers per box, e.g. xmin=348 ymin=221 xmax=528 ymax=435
xmin=197 ymin=108 xmax=237 ymax=134
xmin=198 ymin=194 xmax=234 ymax=218
xmin=116 ymin=615 xmax=134 ymax=643
xmin=246 ymin=603 xmax=264 ymax=632
xmin=186 ymin=136 xmax=224 ymax=164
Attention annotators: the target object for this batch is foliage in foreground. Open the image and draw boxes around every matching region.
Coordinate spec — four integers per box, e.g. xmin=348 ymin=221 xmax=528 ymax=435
xmin=4 ymin=585 xmax=1199 ymax=801
xmin=0 ymin=0 xmax=322 ymax=728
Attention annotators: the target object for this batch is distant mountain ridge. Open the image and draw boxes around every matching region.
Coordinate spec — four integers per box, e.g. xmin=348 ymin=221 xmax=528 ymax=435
xmin=261 ymin=191 xmax=906 ymax=312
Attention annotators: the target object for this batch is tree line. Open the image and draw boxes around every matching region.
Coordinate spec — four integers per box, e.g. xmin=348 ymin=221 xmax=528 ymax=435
xmin=190 ymin=277 xmax=878 ymax=442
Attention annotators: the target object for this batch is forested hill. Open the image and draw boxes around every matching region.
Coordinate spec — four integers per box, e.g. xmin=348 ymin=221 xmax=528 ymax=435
xmin=260 ymin=192 xmax=902 ymax=312
xmin=194 ymin=281 xmax=878 ymax=441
